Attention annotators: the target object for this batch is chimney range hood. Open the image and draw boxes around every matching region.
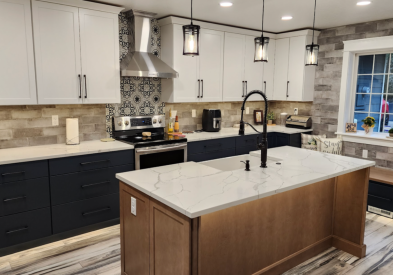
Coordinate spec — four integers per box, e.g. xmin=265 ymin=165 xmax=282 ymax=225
xmin=120 ymin=10 xmax=178 ymax=78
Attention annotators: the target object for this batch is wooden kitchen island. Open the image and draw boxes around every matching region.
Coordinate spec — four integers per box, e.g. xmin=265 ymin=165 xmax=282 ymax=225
xmin=117 ymin=147 xmax=375 ymax=275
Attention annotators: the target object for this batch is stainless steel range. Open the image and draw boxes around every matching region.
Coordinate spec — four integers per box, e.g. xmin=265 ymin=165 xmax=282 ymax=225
xmin=112 ymin=115 xmax=187 ymax=170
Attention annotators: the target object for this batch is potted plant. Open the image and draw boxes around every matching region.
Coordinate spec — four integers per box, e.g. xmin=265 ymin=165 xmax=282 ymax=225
xmin=361 ymin=116 xmax=376 ymax=135
xmin=389 ymin=128 xmax=393 ymax=137
xmin=267 ymin=111 xmax=275 ymax=125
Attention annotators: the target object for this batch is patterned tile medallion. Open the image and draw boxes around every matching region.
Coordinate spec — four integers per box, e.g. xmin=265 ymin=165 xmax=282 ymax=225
xmin=105 ymin=14 xmax=164 ymax=137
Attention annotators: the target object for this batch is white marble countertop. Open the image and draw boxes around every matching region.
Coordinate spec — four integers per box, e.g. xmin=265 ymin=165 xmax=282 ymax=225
xmin=0 ymin=140 xmax=134 ymax=165
xmin=185 ymin=126 xmax=312 ymax=142
xmin=117 ymin=146 xmax=375 ymax=218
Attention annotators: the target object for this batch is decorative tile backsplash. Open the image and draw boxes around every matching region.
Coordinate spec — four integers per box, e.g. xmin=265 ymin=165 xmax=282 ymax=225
xmin=105 ymin=14 xmax=164 ymax=136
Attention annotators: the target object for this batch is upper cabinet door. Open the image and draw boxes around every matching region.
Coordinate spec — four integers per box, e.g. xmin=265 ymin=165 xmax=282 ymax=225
xmin=79 ymin=9 xmax=120 ymax=104
xmin=244 ymin=35 xmax=263 ymax=101
xmin=263 ymin=39 xmax=276 ymax=101
xmin=287 ymin=36 xmax=306 ymax=101
xmin=33 ymin=1 xmax=82 ymax=104
xmin=199 ymin=29 xmax=224 ymax=102
xmin=0 ymin=0 xmax=37 ymax=105
xmin=223 ymin=33 xmax=246 ymax=102
xmin=273 ymin=38 xmax=289 ymax=101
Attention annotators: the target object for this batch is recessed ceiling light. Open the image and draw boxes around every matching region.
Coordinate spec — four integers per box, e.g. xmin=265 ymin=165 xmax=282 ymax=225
xmin=220 ymin=2 xmax=233 ymax=7
xmin=357 ymin=1 xmax=371 ymax=5
xmin=282 ymin=16 xmax=293 ymax=20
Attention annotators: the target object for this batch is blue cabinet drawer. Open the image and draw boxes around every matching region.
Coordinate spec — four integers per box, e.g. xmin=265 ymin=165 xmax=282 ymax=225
xmin=52 ymin=193 xmax=120 ymax=234
xmin=236 ymin=145 xmax=258 ymax=156
xmin=188 ymin=138 xmax=236 ymax=155
xmin=0 ymin=161 xmax=48 ymax=184
xmin=0 ymin=178 xmax=50 ymax=217
xmin=189 ymin=148 xmax=236 ymax=162
xmin=0 ymin=208 xmax=51 ymax=249
xmin=236 ymin=134 xmax=260 ymax=149
xmin=51 ymin=164 xmax=133 ymax=206
xmin=49 ymin=150 xmax=134 ymax=176
xmin=368 ymin=181 xmax=393 ymax=212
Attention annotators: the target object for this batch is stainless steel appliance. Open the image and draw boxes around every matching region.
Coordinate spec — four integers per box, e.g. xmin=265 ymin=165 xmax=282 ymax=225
xmin=112 ymin=115 xmax=187 ymax=170
xmin=202 ymin=109 xmax=222 ymax=132
xmin=285 ymin=115 xmax=312 ymax=129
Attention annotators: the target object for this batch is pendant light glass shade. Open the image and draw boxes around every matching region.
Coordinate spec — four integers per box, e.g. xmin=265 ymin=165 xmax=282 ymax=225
xmin=254 ymin=36 xmax=270 ymax=62
xmin=183 ymin=24 xmax=200 ymax=56
xmin=305 ymin=43 xmax=319 ymax=65
xmin=183 ymin=0 xmax=200 ymax=56
xmin=305 ymin=0 xmax=319 ymax=66
xmin=254 ymin=0 xmax=269 ymax=62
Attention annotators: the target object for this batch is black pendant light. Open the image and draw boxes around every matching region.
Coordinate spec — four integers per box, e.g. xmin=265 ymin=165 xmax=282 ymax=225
xmin=254 ymin=0 xmax=270 ymax=62
xmin=183 ymin=0 xmax=200 ymax=56
xmin=305 ymin=0 xmax=319 ymax=66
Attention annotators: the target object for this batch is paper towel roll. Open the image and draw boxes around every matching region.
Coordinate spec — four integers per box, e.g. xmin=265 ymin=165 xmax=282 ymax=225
xmin=66 ymin=118 xmax=80 ymax=145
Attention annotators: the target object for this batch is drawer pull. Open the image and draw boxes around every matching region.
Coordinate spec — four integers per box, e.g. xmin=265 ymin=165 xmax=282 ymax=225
xmin=82 ymin=207 xmax=111 ymax=216
xmin=4 ymin=196 xmax=26 ymax=202
xmin=81 ymin=181 xmax=110 ymax=188
xmin=6 ymin=226 xmax=28 ymax=234
xmin=2 ymin=171 xmax=25 ymax=176
xmin=80 ymin=160 xmax=109 ymax=166
xmin=204 ymin=144 xmax=222 ymax=148
xmin=368 ymin=194 xmax=392 ymax=201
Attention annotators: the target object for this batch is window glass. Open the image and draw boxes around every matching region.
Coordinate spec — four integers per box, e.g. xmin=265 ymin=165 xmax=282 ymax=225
xmin=383 ymin=113 xmax=393 ymax=133
xmin=370 ymin=94 xmax=384 ymax=112
xmin=356 ymin=75 xmax=371 ymax=93
xmin=389 ymin=75 xmax=393 ymax=93
xmin=358 ymin=55 xmax=373 ymax=74
xmin=354 ymin=94 xmax=370 ymax=112
xmin=374 ymin=54 xmax=389 ymax=74
xmin=390 ymin=54 xmax=393 ymax=73
xmin=372 ymin=75 xmax=389 ymax=93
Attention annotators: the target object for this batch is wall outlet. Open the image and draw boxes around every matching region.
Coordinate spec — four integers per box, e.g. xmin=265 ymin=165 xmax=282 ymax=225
xmin=362 ymin=150 xmax=368 ymax=158
xmin=131 ymin=197 xmax=136 ymax=216
xmin=294 ymin=108 xmax=298 ymax=115
xmin=192 ymin=109 xmax=196 ymax=117
xmin=52 ymin=115 xmax=59 ymax=126
xmin=246 ymin=107 xmax=250 ymax=114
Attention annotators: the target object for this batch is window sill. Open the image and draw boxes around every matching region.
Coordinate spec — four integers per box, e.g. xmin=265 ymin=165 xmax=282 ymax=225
xmin=336 ymin=131 xmax=393 ymax=147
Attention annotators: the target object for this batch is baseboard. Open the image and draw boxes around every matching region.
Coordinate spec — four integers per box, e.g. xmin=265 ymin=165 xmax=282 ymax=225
xmin=0 ymin=218 xmax=120 ymax=257
xmin=252 ymin=236 xmax=332 ymax=275
xmin=332 ymin=235 xmax=366 ymax=258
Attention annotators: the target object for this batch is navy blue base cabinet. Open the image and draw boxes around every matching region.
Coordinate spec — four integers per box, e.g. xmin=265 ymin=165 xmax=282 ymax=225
xmin=368 ymin=180 xmax=393 ymax=213
xmin=0 ymin=150 xmax=134 ymax=256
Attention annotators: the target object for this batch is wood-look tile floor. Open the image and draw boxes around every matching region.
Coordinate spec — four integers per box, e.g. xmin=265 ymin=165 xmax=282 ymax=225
xmin=0 ymin=212 xmax=392 ymax=275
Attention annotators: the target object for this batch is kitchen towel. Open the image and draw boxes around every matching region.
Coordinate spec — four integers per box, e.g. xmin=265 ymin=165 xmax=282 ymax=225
xmin=66 ymin=118 xmax=80 ymax=145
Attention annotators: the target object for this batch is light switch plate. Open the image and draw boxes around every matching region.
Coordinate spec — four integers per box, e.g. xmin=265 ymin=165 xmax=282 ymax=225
xmin=131 ymin=197 xmax=136 ymax=216
xmin=246 ymin=107 xmax=250 ymax=114
xmin=362 ymin=150 xmax=368 ymax=158
xmin=192 ymin=109 xmax=196 ymax=117
xmin=52 ymin=115 xmax=59 ymax=126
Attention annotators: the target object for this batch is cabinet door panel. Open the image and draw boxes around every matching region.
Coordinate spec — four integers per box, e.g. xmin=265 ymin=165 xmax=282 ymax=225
xmin=264 ymin=39 xmax=276 ymax=100
xmin=33 ymin=1 xmax=82 ymax=104
xmin=244 ymin=36 xmax=263 ymax=101
xmin=223 ymin=33 xmax=245 ymax=102
xmin=79 ymin=9 xmax=120 ymax=104
xmin=287 ymin=36 xmax=306 ymax=101
xmin=199 ymin=29 xmax=224 ymax=102
xmin=273 ymin=38 xmax=289 ymax=101
xmin=0 ymin=0 xmax=37 ymax=105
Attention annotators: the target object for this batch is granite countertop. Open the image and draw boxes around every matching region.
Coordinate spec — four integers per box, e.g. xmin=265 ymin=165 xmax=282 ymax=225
xmin=185 ymin=125 xmax=312 ymax=142
xmin=117 ymin=146 xmax=375 ymax=218
xmin=0 ymin=140 xmax=134 ymax=165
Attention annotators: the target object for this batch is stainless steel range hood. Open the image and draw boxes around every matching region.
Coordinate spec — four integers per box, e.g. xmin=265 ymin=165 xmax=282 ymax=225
xmin=120 ymin=10 xmax=178 ymax=78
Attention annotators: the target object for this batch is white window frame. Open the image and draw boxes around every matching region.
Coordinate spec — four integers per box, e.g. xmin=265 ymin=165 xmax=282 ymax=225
xmin=336 ymin=36 xmax=393 ymax=147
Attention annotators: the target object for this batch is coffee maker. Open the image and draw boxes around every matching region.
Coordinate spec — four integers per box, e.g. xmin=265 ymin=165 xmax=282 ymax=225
xmin=202 ymin=109 xmax=222 ymax=132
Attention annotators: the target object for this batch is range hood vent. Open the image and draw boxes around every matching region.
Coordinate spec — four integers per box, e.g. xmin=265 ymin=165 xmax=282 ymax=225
xmin=120 ymin=10 xmax=178 ymax=78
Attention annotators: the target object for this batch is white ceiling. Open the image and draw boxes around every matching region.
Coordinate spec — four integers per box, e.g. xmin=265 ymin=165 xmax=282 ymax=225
xmin=89 ymin=0 xmax=393 ymax=33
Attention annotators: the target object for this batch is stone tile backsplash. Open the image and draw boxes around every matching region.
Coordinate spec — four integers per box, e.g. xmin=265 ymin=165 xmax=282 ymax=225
xmin=0 ymin=105 xmax=107 ymax=149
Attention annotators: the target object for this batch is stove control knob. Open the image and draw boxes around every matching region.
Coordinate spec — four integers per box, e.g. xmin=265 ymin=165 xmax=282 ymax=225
xmin=153 ymin=119 xmax=157 ymax=124
xmin=158 ymin=119 xmax=162 ymax=124
xmin=118 ymin=121 xmax=122 ymax=126
xmin=125 ymin=121 xmax=129 ymax=126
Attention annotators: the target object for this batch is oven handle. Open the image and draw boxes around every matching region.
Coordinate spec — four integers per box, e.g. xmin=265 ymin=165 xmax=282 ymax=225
xmin=135 ymin=143 xmax=187 ymax=154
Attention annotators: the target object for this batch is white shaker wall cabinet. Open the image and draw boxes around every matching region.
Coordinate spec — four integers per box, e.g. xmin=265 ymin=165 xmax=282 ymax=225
xmin=273 ymin=38 xmax=290 ymax=101
xmin=0 ymin=0 xmax=37 ymax=105
xmin=263 ymin=38 xmax=276 ymax=101
xmin=79 ymin=9 xmax=120 ymax=104
xmin=161 ymin=25 xmax=223 ymax=103
xmin=244 ymin=35 xmax=263 ymax=101
xmin=33 ymin=0 xmax=121 ymax=105
xmin=33 ymin=1 xmax=83 ymax=104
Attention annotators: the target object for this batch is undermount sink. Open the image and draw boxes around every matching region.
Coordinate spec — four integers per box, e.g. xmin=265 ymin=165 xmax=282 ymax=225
xmin=200 ymin=154 xmax=277 ymax=172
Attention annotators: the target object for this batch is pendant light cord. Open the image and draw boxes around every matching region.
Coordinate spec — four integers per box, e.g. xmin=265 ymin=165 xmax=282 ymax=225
xmin=191 ymin=0 xmax=193 ymax=25
xmin=261 ymin=0 xmax=264 ymax=36
xmin=312 ymin=0 xmax=316 ymax=44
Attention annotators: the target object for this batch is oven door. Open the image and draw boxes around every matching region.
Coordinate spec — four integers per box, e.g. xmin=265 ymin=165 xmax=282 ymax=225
xmin=135 ymin=143 xmax=188 ymax=170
